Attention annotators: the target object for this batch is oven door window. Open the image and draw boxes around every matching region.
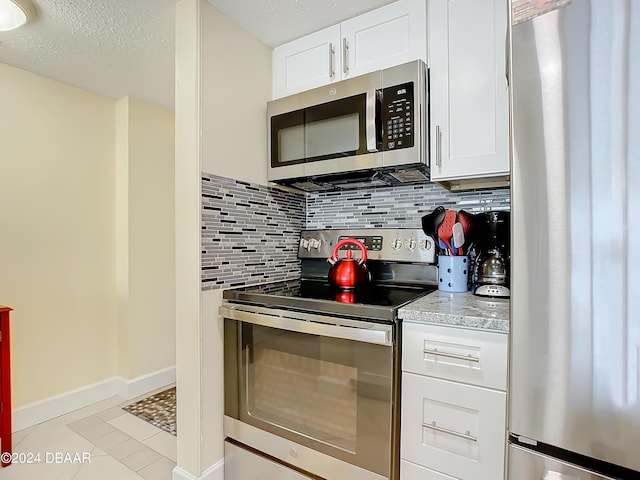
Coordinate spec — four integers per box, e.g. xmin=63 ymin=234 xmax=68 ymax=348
xmin=270 ymin=93 xmax=374 ymax=167
xmin=236 ymin=322 xmax=393 ymax=476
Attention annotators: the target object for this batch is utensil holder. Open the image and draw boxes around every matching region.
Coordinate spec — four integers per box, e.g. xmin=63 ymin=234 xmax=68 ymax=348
xmin=438 ymin=255 xmax=469 ymax=292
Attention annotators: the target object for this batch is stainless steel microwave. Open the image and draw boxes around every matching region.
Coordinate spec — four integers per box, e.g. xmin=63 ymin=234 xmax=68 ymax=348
xmin=267 ymin=60 xmax=429 ymax=192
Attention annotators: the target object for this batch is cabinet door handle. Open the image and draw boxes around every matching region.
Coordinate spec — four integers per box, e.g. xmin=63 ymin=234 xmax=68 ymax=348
xmin=435 ymin=125 xmax=442 ymax=167
xmin=329 ymin=42 xmax=335 ymax=78
xmin=423 ymin=421 xmax=478 ymax=442
xmin=423 ymin=347 xmax=480 ymax=363
xmin=342 ymin=38 xmax=349 ymax=74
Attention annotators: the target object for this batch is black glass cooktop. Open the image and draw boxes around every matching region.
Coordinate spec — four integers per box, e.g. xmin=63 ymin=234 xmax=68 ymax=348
xmin=222 ymin=278 xmax=435 ymax=322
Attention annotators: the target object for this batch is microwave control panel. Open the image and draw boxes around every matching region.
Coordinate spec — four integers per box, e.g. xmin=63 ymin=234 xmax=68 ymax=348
xmin=381 ymin=81 xmax=414 ymax=151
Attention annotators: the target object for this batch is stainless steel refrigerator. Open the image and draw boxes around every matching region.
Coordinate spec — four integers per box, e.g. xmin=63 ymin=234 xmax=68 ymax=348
xmin=509 ymin=1 xmax=639 ymax=479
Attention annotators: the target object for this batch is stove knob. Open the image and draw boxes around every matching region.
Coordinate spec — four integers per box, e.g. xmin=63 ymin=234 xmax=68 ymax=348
xmin=392 ymin=238 xmax=403 ymax=250
xmin=420 ymin=238 xmax=433 ymax=251
xmin=300 ymin=238 xmax=310 ymax=250
xmin=309 ymin=238 xmax=321 ymax=250
xmin=405 ymin=238 xmax=417 ymax=251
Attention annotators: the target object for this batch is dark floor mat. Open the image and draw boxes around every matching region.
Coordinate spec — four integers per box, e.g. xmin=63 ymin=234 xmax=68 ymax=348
xmin=122 ymin=387 xmax=176 ymax=436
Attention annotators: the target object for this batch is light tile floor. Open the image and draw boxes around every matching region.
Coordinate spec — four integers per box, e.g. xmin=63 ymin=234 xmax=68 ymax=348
xmin=1 ymin=389 xmax=176 ymax=480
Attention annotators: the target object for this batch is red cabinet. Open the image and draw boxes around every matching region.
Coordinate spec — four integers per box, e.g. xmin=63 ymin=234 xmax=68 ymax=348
xmin=0 ymin=305 xmax=12 ymax=467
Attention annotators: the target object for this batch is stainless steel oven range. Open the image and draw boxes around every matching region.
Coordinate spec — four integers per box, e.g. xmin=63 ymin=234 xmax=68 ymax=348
xmin=221 ymin=228 xmax=437 ymax=480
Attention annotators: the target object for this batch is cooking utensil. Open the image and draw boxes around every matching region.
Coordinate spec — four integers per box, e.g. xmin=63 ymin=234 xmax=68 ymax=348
xmin=432 ymin=206 xmax=446 ymax=234
xmin=457 ymin=210 xmax=474 ymax=236
xmin=327 ymin=238 xmax=370 ymax=288
xmin=457 ymin=209 xmax=475 ymax=252
xmin=452 ymin=222 xmax=465 ymax=255
xmin=433 ymin=207 xmax=447 ymax=255
xmin=422 ymin=206 xmax=447 ymax=254
xmin=439 ymin=238 xmax=449 ymax=255
xmin=421 ymin=206 xmax=445 ymax=239
xmin=438 ymin=209 xmax=457 ymax=255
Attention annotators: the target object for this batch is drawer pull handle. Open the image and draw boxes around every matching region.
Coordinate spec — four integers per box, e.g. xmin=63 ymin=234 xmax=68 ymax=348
xmin=423 ymin=348 xmax=480 ymax=363
xmin=423 ymin=421 xmax=478 ymax=442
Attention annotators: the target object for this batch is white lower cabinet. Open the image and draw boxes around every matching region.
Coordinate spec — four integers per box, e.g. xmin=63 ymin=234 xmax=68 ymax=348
xmin=401 ymin=323 xmax=507 ymax=480
xmin=401 ymin=373 xmax=506 ymax=480
xmin=402 ymin=322 xmax=508 ymax=390
xmin=401 ymin=459 xmax=458 ymax=479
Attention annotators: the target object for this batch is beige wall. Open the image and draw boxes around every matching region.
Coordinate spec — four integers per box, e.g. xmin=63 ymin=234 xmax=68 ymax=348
xmin=200 ymin=0 xmax=271 ymax=184
xmin=0 ymin=63 xmax=117 ymax=407
xmin=175 ymin=0 xmax=205 ymax=475
xmin=0 ymin=63 xmax=176 ymax=411
xmin=174 ymin=0 xmax=272 ymax=476
xmin=116 ymin=97 xmax=176 ymax=380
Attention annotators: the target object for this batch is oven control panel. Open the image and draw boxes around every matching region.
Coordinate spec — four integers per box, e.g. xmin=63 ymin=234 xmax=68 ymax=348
xmin=337 ymin=235 xmax=383 ymax=251
xmin=298 ymin=228 xmax=435 ymax=263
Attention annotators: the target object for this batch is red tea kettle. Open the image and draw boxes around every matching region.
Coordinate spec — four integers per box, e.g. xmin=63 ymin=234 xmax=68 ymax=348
xmin=327 ymin=238 xmax=369 ymax=288
xmin=334 ymin=290 xmax=356 ymax=304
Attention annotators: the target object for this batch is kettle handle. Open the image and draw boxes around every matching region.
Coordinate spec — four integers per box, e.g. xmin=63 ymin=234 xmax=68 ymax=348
xmin=327 ymin=238 xmax=368 ymax=263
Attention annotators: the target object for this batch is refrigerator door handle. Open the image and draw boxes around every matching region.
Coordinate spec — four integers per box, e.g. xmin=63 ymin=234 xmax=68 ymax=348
xmin=515 ymin=435 xmax=538 ymax=446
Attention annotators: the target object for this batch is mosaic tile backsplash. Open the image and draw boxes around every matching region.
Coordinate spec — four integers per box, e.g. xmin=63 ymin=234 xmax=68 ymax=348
xmin=306 ymin=183 xmax=510 ymax=229
xmin=201 ymin=173 xmax=304 ymax=290
xmin=201 ymin=174 xmax=509 ymax=289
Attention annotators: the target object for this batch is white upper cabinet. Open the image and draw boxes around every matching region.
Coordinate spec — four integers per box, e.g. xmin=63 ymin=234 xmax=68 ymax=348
xmin=272 ymin=0 xmax=427 ymax=99
xmin=340 ymin=0 xmax=427 ymax=80
xmin=428 ymin=0 xmax=509 ymax=187
xmin=271 ymin=0 xmax=509 ymax=186
xmin=272 ymin=25 xmax=341 ymax=99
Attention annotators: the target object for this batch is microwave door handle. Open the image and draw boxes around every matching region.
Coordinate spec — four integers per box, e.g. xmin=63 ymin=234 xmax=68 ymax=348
xmin=366 ymin=89 xmax=378 ymax=152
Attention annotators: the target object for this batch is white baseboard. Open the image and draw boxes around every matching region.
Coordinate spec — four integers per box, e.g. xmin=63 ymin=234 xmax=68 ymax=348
xmin=117 ymin=365 xmax=177 ymax=400
xmin=173 ymin=459 xmax=224 ymax=480
xmin=12 ymin=365 xmax=176 ymax=432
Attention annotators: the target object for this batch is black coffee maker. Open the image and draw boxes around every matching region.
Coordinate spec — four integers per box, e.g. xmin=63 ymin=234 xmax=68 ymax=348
xmin=472 ymin=211 xmax=510 ymax=297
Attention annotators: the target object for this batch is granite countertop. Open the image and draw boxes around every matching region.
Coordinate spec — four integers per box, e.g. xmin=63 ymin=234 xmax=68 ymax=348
xmin=398 ymin=290 xmax=510 ymax=333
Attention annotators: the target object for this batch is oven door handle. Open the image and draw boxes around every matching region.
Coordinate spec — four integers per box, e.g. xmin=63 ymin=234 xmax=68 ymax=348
xmin=219 ymin=304 xmax=392 ymax=346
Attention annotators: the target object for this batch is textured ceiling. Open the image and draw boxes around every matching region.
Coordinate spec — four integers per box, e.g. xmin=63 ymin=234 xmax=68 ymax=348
xmin=0 ymin=0 xmax=179 ymax=109
xmin=207 ymin=0 xmax=399 ymax=48
xmin=0 ymin=0 xmax=397 ymax=110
